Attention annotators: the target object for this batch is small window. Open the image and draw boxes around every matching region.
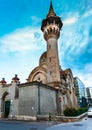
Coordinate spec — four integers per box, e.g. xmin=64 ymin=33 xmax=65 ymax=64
xmin=47 ymin=22 xmax=49 ymax=25
xmin=49 ymin=45 xmax=51 ymax=49
xmin=53 ymin=20 xmax=55 ymax=23
xmin=50 ymin=57 xmax=51 ymax=62
xmin=50 ymin=71 xmax=52 ymax=75
xmin=38 ymin=77 xmax=40 ymax=81
xmin=15 ymin=87 xmax=19 ymax=99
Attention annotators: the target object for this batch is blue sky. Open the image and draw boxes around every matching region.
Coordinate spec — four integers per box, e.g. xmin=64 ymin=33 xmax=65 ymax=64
xmin=0 ymin=0 xmax=92 ymax=87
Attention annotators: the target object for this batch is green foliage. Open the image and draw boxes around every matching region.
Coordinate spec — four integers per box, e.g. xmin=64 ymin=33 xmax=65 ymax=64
xmin=63 ymin=107 xmax=88 ymax=117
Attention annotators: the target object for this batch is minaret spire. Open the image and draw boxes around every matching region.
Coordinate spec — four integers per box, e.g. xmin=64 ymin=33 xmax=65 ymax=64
xmin=46 ymin=1 xmax=56 ymax=18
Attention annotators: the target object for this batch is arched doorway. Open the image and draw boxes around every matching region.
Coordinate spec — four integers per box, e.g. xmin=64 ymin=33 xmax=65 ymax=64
xmin=1 ymin=92 xmax=11 ymax=118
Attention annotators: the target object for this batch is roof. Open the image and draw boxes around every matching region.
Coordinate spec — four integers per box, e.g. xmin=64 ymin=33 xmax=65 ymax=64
xmin=0 ymin=78 xmax=7 ymax=84
xmin=39 ymin=51 xmax=47 ymax=65
xmin=60 ymin=70 xmax=66 ymax=76
xmin=46 ymin=1 xmax=56 ymax=18
xmin=12 ymin=74 xmax=20 ymax=81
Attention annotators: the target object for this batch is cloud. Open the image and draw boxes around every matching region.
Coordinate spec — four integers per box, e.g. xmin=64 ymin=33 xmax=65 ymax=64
xmin=0 ymin=27 xmax=44 ymax=54
xmin=62 ymin=12 xmax=79 ymax=25
xmin=74 ymin=73 xmax=92 ymax=88
xmin=73 ymin=62 xmax=92 ymax=87
xmin=0 ymin=26 xmax=46 ymax=83
xmin=83 ymin=9 xmax=92 ymax=18
xmin=63 ymin=16 xmax=78 ymax=25
xmin=59 ymin=26 xmax=88 ymax=59
xmin=31 ymin=16 xmax=41 ymax=25
xmin=59 ymin=9 xmax=92 ymax=87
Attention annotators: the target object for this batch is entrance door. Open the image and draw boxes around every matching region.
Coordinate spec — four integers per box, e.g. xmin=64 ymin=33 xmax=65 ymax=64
xmin=4 ymin=101 xmax=10 ymax=118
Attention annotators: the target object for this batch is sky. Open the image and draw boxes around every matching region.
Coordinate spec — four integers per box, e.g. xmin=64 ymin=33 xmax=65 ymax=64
xmin=0 ymin=0 xmax=92 ymax=87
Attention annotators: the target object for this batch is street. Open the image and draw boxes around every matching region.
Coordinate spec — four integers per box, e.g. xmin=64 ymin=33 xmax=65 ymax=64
xmin=47 ymin=116 xmax=92 ymax=130
xmin=0 ymin=116 xmax=92 ymax=130
xmin=0 ymin=120 xmax=53 ymax=130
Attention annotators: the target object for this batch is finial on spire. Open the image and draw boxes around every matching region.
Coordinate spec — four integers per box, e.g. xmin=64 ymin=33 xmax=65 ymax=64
xmin=50 ymin=1 xmax=52 ymax=7
xmin=46 ymin=1 xmax=56 ymax=18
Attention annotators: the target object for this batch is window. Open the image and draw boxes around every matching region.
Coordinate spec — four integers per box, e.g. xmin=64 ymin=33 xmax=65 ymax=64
xmin=15 ymin=87 xmax=19 ymax=99
xmin=38 ymin=77 xmax=40 ymax=81
xmin=49 ymin=45 xmax=51 ymax=49
xmin=50 ymin=57 xmax=51 ymax=62
xmin=50 ymin=71 xmax=52 ymax=75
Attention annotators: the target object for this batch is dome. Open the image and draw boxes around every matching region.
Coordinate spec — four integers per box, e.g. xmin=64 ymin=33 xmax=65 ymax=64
xmin=0 ymin=78 xmax=7 ymax=84
xmin=12 ymin=74 xmax=20 ymax=81
xmin=39 ymin=51 xmax=47 ymax=65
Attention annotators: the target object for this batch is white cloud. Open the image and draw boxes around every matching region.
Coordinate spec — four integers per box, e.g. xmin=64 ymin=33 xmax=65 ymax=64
xmin=63 ymin=13 xmax=79 ymax=25
xmin=0 ymin=26 xmax=46 ymax=83
xmin=60 ymin=10 xmax=91 ymax=56
xmin=31 ymin=16 xmax=41 ymax=24
xmin=83 ymin=9 xmax=92 ymax=18
xmin=0 ymin=27 xmax=44 ymax=53
xmin=84 ymin=63 xmax=92 ymax=72
xmin=73 ymin=62 xmax=92 ymax=87
xmin=75 ymin=72 xmax=92 ymax=88
xmin=63 ymin=17 xmax=78 ymax=25
xmin=59 ymin=26 xmax=88 ymax=58
xmin=59 ymin=11 xmax=91 ymax=88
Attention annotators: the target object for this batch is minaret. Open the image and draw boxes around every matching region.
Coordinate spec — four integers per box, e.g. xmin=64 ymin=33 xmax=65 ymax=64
xmin=41 ymin=2 xmax=63 ymax=88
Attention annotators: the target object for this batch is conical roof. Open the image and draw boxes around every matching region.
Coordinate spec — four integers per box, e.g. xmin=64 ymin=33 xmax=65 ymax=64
xmin=46 ymin=1 xmax=56 ymax=18
xmin=41 ymin=1 xmax=63 ymax=31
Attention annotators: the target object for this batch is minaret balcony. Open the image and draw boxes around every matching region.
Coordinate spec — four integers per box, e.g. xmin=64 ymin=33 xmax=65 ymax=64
xmin=43 ymin=24 xmax=60 ymax=40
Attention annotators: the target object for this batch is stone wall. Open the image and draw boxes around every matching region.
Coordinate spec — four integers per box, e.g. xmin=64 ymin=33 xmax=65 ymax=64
xmin=18 ymin=84 xmax=38 ymax=116
xmin=40 ymin=85 xmax=57 ymax=114
xmin=18 ymin=82 xmax=57 ymax=116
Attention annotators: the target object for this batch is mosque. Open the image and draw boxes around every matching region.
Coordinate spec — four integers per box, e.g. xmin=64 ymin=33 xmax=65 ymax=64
xmin=0 ymin=2 xmax=77 ymax=118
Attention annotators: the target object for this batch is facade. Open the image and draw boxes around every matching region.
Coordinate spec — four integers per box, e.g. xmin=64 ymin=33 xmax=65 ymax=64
xmin=86 ymin=87 xmax=92 ymax=106
xmin=0 ymin=2 xmax=77 ymax=118
xmin=74 ymin=77 xmax=87 ymax=107
xmin=0 ymin=76 xmax=58 ymax=118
